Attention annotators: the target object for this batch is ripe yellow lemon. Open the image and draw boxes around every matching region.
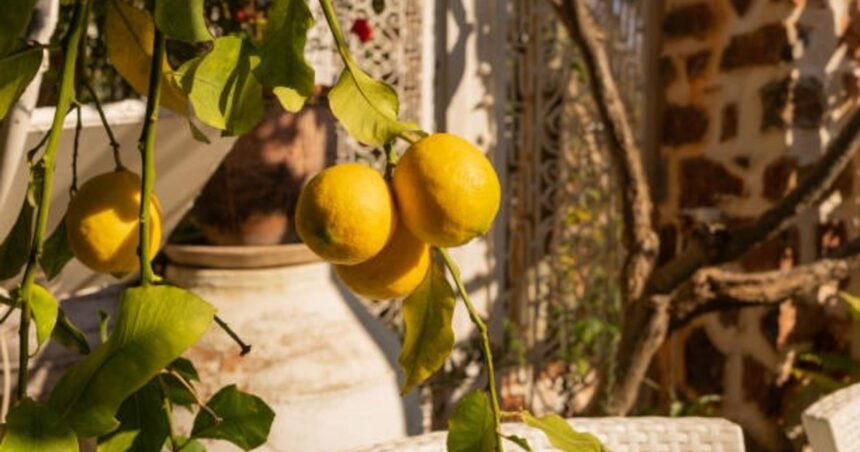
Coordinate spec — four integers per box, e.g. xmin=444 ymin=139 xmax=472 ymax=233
xmin=393 ymin=133 xmax=501 ymax=247
xmin=295 ymin=163 xmax=396 ymax=264
xmin=335 ymin=221 xmax=431 ymax=299
xmin=66 ymin=170 xmax=162 ymax=275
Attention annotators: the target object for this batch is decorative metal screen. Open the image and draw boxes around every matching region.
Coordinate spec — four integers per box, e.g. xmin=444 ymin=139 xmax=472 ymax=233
xmin=503 ymin=0 xmax=646 ymax=413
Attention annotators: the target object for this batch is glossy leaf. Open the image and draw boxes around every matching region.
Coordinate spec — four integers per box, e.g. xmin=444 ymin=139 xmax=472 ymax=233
xmin=191 ymin=384 xmax=275 ymax=450
xmin=97 ymin=380 xmax=168 ymax=452
xmin=253 ymin=0 xmax=315 ymax=112
xmin=105 ymin=0 xmax=189 ymax=114
xmin=40 ymin=216 xmax=73 ymax=280
xmin=155 ymin=0 xmax=212 ymax=43
xmin=328 ymin=65 xmax=419 ymax=147
xmin=0 ymin=197 xmax=33 ymax=281
xmin=504 ymin=434 xmax=533 ymax=451
xmin=49 ymin=285 xmax=215 ymax=437
xmin=522 ymin=412 xmax=605 ymax=452
xmin=25 ymin=284 xmax=58 ymax=347
xmin=398 ymin=263 xmax=455 ymax=395
xmin=0 ymin=0 xmax=37 ymax=56
xmin=53 ymin=309 xmax=91 ymax=355
xmin=179 ymin=36 xmax=263 ymax=135
xmin=0 ymin=48 xmax=42 ymax=121
xmin=0 ymin=398 xmax=78 ymax=452
xmin=447 ymin=391 xmax=497 ymax=452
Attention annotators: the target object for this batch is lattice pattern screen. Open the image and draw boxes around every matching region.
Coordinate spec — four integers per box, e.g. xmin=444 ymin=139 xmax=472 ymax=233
xmin=503 ymin=0 xmax=645 ymax=413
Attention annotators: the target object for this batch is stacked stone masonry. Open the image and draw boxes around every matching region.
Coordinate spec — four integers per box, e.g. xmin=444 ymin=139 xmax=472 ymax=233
xmin=657 ymin=0 xmax=860 ymax=450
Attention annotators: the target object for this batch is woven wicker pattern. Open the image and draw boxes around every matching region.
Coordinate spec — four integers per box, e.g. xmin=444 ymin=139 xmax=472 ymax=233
xmin=352 ymin=417 xmax=745 ymax=452
xmin=802 ymin=383 xmax=860 ymax=452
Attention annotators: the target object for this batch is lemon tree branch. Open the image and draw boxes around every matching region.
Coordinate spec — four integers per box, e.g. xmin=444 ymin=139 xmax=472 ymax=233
xmin=16 ymin=0 xmax=92 ymax=399
xmin=439 ymin=248 xmax=504 ymax=452
xmin=136 ymin=22 xmax=165 ymax=286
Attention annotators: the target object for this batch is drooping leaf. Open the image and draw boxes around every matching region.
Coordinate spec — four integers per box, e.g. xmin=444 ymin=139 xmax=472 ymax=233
xmin=191 ymin=384 xmax=275 ymax=450
xmin=0 ymin=0 xmax=38 ymax=56
xmin=0 ymin=48 xmax=42 ymax=121
xmin=179 ymin=35 xmax=263 ymax=135
xmin=398 ymin=263 xmax=455 ymax=395
xmin=253 ymin=0 xmax=315 ymax=112
xmin=328 ymin=65 xmax=419 ymax=147
xmin=503 ymin=434 xmax=533 ymax=451
xmin=49 ymin=285 xmax=215 ymax=437
xmin=0 ymin=197 xmax=33 ymax=281
xmin=97 ymin=380 xmax=169 ymax=452
xmin=447 ymin=391 xmax=497 ymax=452
xmin=154 ymin=0 xmax=212 ymax=43
xmin=53 ymin=309 xmax=91 ymax=355
xmin=187 ymin=118 xmax=211 ymax=144
xmin=522 ymin=412 xmax=605 ymax=452
xmin=25 ymin=284 xmax=58 ymax=347
xmin=105 ymin=0 xmax=189 ymax=114
xmin=40 ymin=216 xmax=74 ymax=280
xmin=0 ymin=398 xmax=79 ymax=452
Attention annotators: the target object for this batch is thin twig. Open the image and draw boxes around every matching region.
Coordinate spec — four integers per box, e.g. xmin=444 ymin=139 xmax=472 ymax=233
xmin=214 ymin=315 xmax=252 ymax=356
xmin=16 ymin=0 xmax=93 ymax=400
xmin=71 ymin=102 xmax=82 ymax=195
xmin=82 ymin=78 xmax=124 ymax=170
xmin=439 ymin=248 xmax=504 ymax=452
xmin=157 ymin=376 xmax=180 ymax=452
xmin=166 ymin=368 xmax=221 ymax=421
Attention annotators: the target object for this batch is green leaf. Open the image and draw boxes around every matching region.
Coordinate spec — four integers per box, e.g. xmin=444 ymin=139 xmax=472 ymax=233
xmin=178 ymin=438 xmax=205 ymax=452
xmin=0 ymin=197 xmax=33 ymax=281
xmin=49 ymin=285 xmax=216 ymax=437
xmin=522 ymin=412 xmax=605 ymax=452
xmin=503 ymin=434 xmax=533 ymax=451
xmin=191 ymin=384 xmax=275 ymax=450
xmin=162 ymin=373 xmax=196 ymax=407
xmin=187 ymin=118 xmax=211 ymax=144
xmin=97 ymin=309 xmax=110 ymax=344
xmin=178 ymin=35 xmax=263 ymax=135
xmin=25 ymin=284 xmax=58 ymax=347
xmin=97 ymin=380 xmax=168 ymax=452
xmin=398 ymin=263 xmax=455 ymax=395
xmin=253 ymin=0 xmax=315 ymax=112
xmin=52 ymin=309 xmax=91 ymax=355
xmin=0 ymin=398 xmax=79 ymax=452
xmin=40 ymin=216 xmax=74 ymax=280
xmin=0 ymin=0 xmax=38 ymax=56
xmin=447 ymin=391 xmax=497 ymax=452
xmin=169 ymin=357 xmax=200 ymax=382
xmin=105 ymin=0 xmax=189 ymax=114
xmin=328 ymin=65 xmax=419 ymax=147
xmin=155 ymin=0 xmax=212 ymax=43
xmin=0 ymin=48 xmax=42 ymax=121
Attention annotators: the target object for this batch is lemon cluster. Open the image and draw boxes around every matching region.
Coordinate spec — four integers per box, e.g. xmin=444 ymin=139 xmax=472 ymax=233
xmin=296 ymin=133 xmax=501 ymax=299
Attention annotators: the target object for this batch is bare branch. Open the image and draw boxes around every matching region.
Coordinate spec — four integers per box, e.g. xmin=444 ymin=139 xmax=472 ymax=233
xmin=553 ymin=0 xmax=659 ymax=302
xmin=649 ymin=108 xmax=860 ymax=296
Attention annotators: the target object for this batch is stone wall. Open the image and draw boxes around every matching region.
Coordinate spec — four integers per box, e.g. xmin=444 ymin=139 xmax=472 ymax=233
xmin=656 ymin=0 xmax=860 ymax=449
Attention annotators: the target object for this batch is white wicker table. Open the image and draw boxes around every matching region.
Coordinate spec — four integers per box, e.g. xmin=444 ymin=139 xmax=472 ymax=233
xmin=353 ymin=417 xmax=745 ymax=452
xmin=802 ymin=383 xmax=860 ymax=452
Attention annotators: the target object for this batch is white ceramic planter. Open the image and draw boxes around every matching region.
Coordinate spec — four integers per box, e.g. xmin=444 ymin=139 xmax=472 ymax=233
xmin=166 ymin=249 xmax=421 ymax=451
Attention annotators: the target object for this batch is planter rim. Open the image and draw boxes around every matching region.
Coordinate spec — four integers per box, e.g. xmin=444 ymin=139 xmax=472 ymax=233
xmin=164 ymin=243 xmax=320 ymax=269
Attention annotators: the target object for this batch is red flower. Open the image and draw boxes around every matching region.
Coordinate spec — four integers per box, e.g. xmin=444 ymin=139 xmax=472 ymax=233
xmin=235 ymin=9 xmax=247 ymax=22
xmin=350 ymin=18 xmax=373 ymax=43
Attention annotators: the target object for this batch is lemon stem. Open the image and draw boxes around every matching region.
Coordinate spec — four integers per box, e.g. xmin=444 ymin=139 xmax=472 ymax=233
xmin=16 ymin=0 xmax=93 ymax=399
xmin=214 ymin=315 xmax=252 ymax=356
xmin=438 ymin=248 xmax=504 ymax=452
xmin=82 ymin=78 xmax=124 ymax=170
xmin=136 ymin=24 xmax=165 ymax=287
